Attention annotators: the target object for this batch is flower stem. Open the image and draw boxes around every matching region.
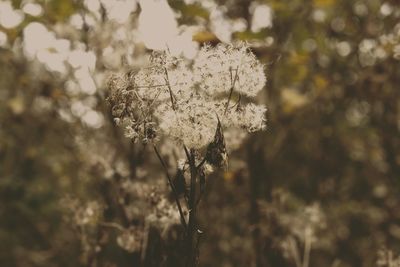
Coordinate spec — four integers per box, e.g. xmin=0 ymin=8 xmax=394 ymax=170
xmin=186 ymin=149 xmax=199 ymax=267
xmin=153 ymin=144 xmax=187 ymax=230
xmin=224 ymin=66 xmax=240 ymax=115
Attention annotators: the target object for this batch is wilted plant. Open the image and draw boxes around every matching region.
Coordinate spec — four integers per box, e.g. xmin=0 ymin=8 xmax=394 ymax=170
xmin=107 ymin=41 xmax=267 ymax=266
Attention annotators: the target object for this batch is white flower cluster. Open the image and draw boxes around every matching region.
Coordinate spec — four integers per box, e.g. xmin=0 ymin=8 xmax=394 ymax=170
xmin=358 ymin=23 xmax=400 ymax=66
xmin=193 ymin=43 xmax=266 ymax=97
xmin=108 ymin=42 xmax=267 ymax=149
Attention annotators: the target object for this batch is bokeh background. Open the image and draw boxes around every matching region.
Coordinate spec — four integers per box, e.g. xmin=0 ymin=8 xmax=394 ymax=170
xmin=1 ymin=0 xmax=400 ymax=266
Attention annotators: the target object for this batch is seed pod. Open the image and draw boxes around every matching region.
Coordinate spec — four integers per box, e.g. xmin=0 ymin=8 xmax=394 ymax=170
xmin=205 ymin=117 xmax=228 ymax=168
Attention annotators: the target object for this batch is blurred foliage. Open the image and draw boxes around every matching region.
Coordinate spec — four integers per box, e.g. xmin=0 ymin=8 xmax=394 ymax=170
xmin=1 ymin=0 xmax=400 ymax=267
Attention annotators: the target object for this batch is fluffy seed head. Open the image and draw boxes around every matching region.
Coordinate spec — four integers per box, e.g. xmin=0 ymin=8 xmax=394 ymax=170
xmin=107 ymin=42 xmax=267 ymax=149
xmin=193 ymin=42 xmax=266 ymax=97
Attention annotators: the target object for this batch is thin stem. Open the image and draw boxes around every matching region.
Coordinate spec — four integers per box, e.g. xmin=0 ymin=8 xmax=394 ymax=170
xmin=303 ymin=230 xmax=312 ymax=267
xmin=164 ymin=67 xmax=177 ymax=111
xmin=153 ymin=145 xmax=187 ymax=230
xmin=289 ymin=237 xmax=302 ymax=267
xmin=194 ymin=229 xmax=203 ymax=265
xmin=129 ymin=82 xmax=187 ymax=90
xmin=183 ymin=145 xmax=191 ymax=162
xmin=224 ymin=66 xmax=240 ymax=114
xmin=186 ymin=149 xmax=199 ymax=267
xmin=196 ymin=157 xmax=207 ymax=170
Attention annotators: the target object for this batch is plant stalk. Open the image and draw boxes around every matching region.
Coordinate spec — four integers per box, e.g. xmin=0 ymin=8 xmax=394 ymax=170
xmin=153 ymin=145 xmax=187 ymax=230
xmin=186 ymin=149 xmax=199 ymax=267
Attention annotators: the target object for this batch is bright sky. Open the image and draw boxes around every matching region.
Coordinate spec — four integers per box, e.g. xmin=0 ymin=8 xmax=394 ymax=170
xmin=138 ymin=0 xmax=178 ymax=50
xmin=138 ymin=0 xmax=198 ymax=58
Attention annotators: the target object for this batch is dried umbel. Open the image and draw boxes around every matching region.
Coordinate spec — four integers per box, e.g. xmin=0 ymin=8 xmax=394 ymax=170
xmin=193 ymin=43 xmax=266 ymax=97
xmin=107 ymin=42 xmax=267 ymax=150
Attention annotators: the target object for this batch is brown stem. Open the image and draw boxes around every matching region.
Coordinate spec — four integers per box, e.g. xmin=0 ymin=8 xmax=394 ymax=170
xmin=164 ymin=67 xmax=177 ymax=111
xmin=186 ymin=149 xmax=199 ymax=267
xmin=153 ymin=145 xmax=187 ymax=230
xmin=224 ymin=67 xmax=240 ymax=114
xmin=196 ymin=156 xmax=207 ymax=170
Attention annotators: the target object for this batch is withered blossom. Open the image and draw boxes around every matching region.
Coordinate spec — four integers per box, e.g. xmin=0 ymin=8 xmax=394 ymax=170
xmin=107 ymin=42 xmax=267 ymax=149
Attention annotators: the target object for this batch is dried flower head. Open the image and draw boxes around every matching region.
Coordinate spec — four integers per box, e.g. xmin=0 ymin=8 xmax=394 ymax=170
xmin=193 ymin=42 xmax=266 ymax=97
xmin=107 ymin=42 xmax=267 ymax=149
xmin=155 ymin=96 xmax=220 ymax=149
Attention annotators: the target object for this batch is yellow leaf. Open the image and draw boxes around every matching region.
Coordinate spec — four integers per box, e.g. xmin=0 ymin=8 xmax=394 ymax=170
xmin=193 ymin=31 xmax=218 ymax=43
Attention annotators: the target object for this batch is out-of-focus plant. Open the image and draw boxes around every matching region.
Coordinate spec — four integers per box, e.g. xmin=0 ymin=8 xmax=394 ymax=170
xmin=377 ymin=249 xmax=400 ymax=267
